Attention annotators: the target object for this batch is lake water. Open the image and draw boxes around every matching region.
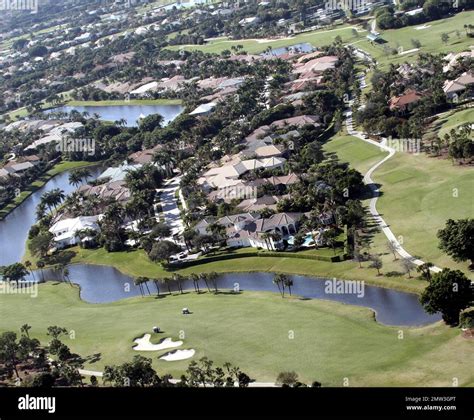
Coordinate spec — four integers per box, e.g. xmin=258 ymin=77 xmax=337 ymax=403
xmin=0 ymin=164 xmax=440 ymax=327
xmin=48 ymin=104 xmax=184 ymax=127
xmin=261 ymin=42 xmax=314 ymax=57
xmin=34 ymin=266 xmax=440 ymax=327
xmin=0 ymin=166 xmax=103 ymax=266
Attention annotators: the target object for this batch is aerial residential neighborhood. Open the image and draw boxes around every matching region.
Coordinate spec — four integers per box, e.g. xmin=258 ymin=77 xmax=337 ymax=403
xmin=0 ymin=0 xmax=472 ymax=417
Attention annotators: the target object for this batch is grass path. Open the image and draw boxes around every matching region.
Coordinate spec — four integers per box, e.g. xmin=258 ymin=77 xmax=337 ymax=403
xmin=325 ymin=130 xmax=473 ymax=278
xmin=0 ymin=283 xmax=472 ymax=386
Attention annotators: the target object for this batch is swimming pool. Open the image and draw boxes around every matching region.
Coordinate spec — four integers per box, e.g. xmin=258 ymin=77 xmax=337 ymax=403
xmin=287 ymin=233 xmax=315 ymax=247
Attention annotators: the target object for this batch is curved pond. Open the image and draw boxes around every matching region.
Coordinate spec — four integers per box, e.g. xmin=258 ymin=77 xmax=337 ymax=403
xmin=34 ymin=265 xmax=441 ymax=327
xmin=0 ymin=162 xmax=440 ymax=328
xmin=0 ymin=166 xmax=103 ymax=266
xmin=48 ymin=104 xmax=184 ymax=127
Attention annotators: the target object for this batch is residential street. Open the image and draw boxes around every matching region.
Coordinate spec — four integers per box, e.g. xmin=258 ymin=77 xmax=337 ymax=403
xmin=156 ymin=176 xmax=184 ymax=237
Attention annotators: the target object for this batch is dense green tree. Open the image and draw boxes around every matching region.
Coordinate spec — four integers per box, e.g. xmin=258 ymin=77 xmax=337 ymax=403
xmin=437 ymin=219 xmax=474 ymax=267
xmin=420 ymin=269 xmax=473 ymax=326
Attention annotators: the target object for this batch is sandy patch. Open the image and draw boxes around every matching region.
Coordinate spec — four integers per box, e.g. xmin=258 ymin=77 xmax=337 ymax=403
xmin=399 ymin=48 xmax=419 ymax=55
xmin=160 ymin=349 xmax=195 ymax=361
xmin=415 ymin=25 xmax=431 ymax=30
xmin=256 ymin=37 xmax=294 ymax=44
xmin=133 ymin=334 xmax=183 ymax=351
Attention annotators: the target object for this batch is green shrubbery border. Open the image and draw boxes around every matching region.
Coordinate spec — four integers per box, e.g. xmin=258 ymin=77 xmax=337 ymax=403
xmin=170 ymin=249 xmax=346 ymax=269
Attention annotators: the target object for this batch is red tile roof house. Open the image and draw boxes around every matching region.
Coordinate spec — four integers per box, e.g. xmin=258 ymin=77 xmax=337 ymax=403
xmin=443 ymin=72 xmax=474 ymax=101
xmin=128 ymin=145 xmax=163 ymax=165
xmin=270 ymin=115 xmax=320 ymax=129
xmin=388 ymin=89 xmax=424 ymax=112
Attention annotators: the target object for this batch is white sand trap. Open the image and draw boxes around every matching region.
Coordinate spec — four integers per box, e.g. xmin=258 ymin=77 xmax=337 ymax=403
xmin=399 ymin=48 xmax=419 ymax=55
xmin=160 ymin=349 xmax=195 ymax=361
xmin=133 ymin=334 xmax=183 ymax=351
xmin=415 ymin=24 xmax=431 ymax=30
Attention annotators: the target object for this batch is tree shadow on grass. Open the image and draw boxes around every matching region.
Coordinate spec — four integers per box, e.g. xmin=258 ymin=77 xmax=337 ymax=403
xmin=83 ymin=353 xmax=102 ymax=365
xmin=359 ymin=183 xmax=384 ymax=200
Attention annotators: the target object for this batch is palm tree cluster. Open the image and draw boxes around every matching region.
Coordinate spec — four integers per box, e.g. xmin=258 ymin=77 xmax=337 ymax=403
xmin=272 ymin=273 xmax=294 ymax=298
xmin=133 ymin=272 xmax=220 ymax=297
xmin=39 ymin=188 xmax=65 ymax=215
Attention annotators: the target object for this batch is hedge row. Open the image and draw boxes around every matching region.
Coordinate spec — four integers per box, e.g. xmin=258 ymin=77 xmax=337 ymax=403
xmin=258 ymin=251 xmax=346 ymax=262
xmin=171 ymin=251 xmax=260 ymax=268
xmin=171 ymin=249 xmax=346 ymax=268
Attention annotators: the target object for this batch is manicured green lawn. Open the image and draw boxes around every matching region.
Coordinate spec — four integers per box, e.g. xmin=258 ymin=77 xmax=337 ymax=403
xmin=325 ymin=134 xmax=474 ymax=278
xmin=66 ymin=99 xmax=182 ymax=107
xmin=324 ymin=134 xmax=388 ymax=175
xmin=435 ymin=108 xmax=474 ymax=139
xmin=0 ymin=283 xmax=472 ymax=386
xmin=166 ymin=24 xmax=365 ymax=54
xmin=0 ymin=161 xmax=98 ymax=220
xmin=357 ymin=12 xmax=474 ymax=68
xmin=164 ymin=12 xmax=473 ymax=68
xmin=374 ymin=151 xmax=473 ymax=276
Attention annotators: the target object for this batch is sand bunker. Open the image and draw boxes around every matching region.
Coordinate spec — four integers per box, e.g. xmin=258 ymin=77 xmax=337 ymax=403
xmin=399 ymin=48 xmax=419 ymax=56
xmin=133 ymin=334 xmax=183 ymax=351
xmin=415 ymin=24 xmax=431 ymax=30
xmin=160 ymin=349 xmax=195 ymax=361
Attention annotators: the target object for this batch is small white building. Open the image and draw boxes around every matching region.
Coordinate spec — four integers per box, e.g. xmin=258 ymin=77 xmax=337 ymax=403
xmin=49 ymin=216 xmax=101 ymax=249
xmin=189 ymin=102 xmax=216 ymax=116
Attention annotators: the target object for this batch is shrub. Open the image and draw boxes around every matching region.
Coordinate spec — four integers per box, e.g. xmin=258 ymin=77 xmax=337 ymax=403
xmin=460 ymin=310 xmax=474 ymax=329
xmin=28 ymin=225 xmax=40 ymax=239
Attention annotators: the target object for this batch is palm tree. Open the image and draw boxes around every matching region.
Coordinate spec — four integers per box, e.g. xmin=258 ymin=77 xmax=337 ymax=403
xmin=142 ymin=277 xmax=151 ymax=295
xmin=134 ymin=277 xmax=145 ymax=296
xmin=41 ymin=188 xmax=65 ymax=213
xmin=190 ymin=273 xmax=201 ymax=293
xmin=153 ymin=278 xmax=161 ymax=296
xmin=283 ymin=275 xmax=293 ymax=296
xmin=153 ymin=150 xmax=175 ymax=178
xmin=417 ymin=262 xmax=434 ymax=281
xmin=273 ymin=274 xmax=285 ymax=297
xmin=68 ymin=171 xmax=83 ymax=188
xmin=24 ymin=260 xmax=35 ymax=282
xmin=163 ymin=277 xmax=173 ymax=295
xmin=260 ymin=232 xmax=272 ymax=250
xmin=172 ymin=273 xmax=184 ymax=294
xmin=199 ymin=273 xmax=211 ymax=292
xmin=20 ymin=324 xmax=31 ymax=338
xmin=270 ymin=231 xmax=282 ymax=250
xmin=207 ymin=272 xmax=219 ymax=293
xmin=63 ymin=267 xmax=71 ymax=285
xmin=36 ymin=260 xmax=45 ymax=282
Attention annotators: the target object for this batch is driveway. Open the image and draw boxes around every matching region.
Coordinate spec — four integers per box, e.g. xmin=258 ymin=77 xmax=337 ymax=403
xmin=156 ymin=176 xmax=184 ymax=237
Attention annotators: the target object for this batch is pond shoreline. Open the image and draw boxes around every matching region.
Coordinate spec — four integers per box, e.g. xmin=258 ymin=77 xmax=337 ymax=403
xmin=66 ymin=99 xmax=183 ymax=107
xmin=31 ymin=265 xmax=440 ymax=326
xmin=0 ymin=161 xmax=100 ymax=221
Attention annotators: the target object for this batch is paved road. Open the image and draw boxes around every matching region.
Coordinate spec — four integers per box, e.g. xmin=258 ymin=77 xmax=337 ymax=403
xmin=156 ymin=176 xmax=184 ymax=237
xmin=345 ymin=108 xmax=442 ymax=273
